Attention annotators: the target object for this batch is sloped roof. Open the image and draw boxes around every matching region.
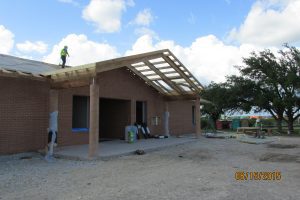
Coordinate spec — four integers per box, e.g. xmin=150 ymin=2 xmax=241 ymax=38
xmin=0 ymin=67 xmax=46 ymax=81
xmin=0 ymin=50 xmax=204 ymax=100
xmin=0 ymin=54 xmax=59 ymax=74
xmin=44 ymin=49 xmax=204 ymax=99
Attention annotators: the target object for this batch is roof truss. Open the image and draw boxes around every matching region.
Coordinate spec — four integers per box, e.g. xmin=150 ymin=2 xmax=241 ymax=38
xmin=43 ymin=49 xmax=204 ymax=99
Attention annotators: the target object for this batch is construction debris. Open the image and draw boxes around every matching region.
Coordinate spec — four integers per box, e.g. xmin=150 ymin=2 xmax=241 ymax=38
xmin=236 ymin=134 xmax=276 ymax=144
xmin=135 ymin=149 xmax=145 ymax=155
xmin=204 ymin=132 xmax=236 ymax=139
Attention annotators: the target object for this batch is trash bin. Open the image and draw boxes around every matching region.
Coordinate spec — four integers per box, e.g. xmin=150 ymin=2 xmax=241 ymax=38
xmin=125 ymin=125 xmax=137 ymax=142
xmin=231 ymin=119 xmax=240 ymax=130
xmin=216 ymin=120 xmax=223 ymax=130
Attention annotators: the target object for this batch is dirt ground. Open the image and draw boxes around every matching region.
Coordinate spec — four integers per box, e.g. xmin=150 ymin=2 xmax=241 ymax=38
xmin=1 ymin=136 xmax=300 ymax=200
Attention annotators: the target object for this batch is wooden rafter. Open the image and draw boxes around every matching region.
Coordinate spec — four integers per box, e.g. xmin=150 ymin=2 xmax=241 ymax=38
xmin=167 ymin=50 xmax=204 ymax=89
xmin=41 ymin=49 xmax=203 ymax=100
xmin=162 ymin=54 xmax=202 ymax=93
xmin=127 ymin=66 xmax=166 ymax=95
xmin=154 ymin=80 xmax=171 ymax=94
xmin=143 ymin=60 xmax=183 ymax=94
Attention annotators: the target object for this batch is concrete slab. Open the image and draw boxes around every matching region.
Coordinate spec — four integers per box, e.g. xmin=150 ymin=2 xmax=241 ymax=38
xmin=54 ymin=136 xmax=197 ymax=160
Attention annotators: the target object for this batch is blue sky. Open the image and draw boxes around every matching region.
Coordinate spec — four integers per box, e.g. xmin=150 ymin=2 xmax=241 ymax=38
xmin=1 ymin=0 xmax=300 ymax=85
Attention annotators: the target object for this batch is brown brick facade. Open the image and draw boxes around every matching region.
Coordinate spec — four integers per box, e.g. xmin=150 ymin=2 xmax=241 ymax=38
xmin=0 ymin=67 xmax=196 ymax=154
xmin=57 ymin=67 xmax=195 ymax=146
xmin=0 ymin=77 xmax=49 ymax=154
xmin=57 ymin=67 xmax=167 ymax=146
xmin=169 ymin=100 xmax=195 ymax=136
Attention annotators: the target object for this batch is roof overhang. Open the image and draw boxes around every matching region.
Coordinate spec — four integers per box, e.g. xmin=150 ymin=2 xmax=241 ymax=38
xmin=0 ymin=67 xmax=47 ymax=81
xmin=43 ymin=49 xmax=204 ymax=100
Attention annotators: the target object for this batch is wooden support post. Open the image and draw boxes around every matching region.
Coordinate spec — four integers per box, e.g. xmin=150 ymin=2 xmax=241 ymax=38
xmin=164 ymin=102 xmax=170 ymax=136
xmin=195 ymin=97 xmax=201 ymax=138
xmin=88 ymin=77 xmax=99 ymax=158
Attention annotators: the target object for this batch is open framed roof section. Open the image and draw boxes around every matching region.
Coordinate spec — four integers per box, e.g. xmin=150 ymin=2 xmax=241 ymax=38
xmin=43 ymin=49 xmax=204 ymax=100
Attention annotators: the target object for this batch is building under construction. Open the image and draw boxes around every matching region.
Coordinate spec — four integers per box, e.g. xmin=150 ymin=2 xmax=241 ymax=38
xmin=0 ymin=49 xmax=203 ymax=157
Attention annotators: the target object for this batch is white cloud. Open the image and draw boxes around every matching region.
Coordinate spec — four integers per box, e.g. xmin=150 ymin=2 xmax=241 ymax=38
xmin=44 ymin=34 xmax=120 ymax=66
xmin=82 ymin=0 xmax=134 ymax=33
xmin=125 ymin=34 xmax=261 ymax=85
xmin=16 ymin=41 xmax=48 ymax=54
xmin=132 ymin=9 xmax=153 ymax=26
xmin=0 ymin=25 xmax=14 ymax=54
xmin=134 ymin=27 xmax=158 ymax=38
xmin=228 ymin=0 xmax=300 ymax=46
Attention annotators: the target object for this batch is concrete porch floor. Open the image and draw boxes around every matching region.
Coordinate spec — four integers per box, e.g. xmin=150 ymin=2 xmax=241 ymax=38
xmin=54 ymin=135 xmax=197 ymax=160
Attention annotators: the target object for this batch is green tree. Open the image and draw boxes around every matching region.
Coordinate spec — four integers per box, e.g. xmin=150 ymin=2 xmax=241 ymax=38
xmin=200 ymin=82 xmax=230 ymax=125
xmin=226 ymin=75 xmax=285 ymax=132
xmin=230 ymin=45 xmax=300 ymax=133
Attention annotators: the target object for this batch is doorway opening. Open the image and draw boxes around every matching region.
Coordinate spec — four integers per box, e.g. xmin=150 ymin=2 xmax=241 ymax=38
xmin=99 ymin=98 xmax=131 ymax=141
xmin=136 ymin=101 xmax=147 ymax=125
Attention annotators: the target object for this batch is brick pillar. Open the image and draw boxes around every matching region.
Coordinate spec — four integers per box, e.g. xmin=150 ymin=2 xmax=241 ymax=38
xmin=49 ymin=89 xmax=58 ymax=113
xmin=88 ymin=77 xmax=99 ymax=158
xmin=164 ymin=101 xmax=170 ymax=136
xmin=195 ymin=97 xmax=201 ymax=138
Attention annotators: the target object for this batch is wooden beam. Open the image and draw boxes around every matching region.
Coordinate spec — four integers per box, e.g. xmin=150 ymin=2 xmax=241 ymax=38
xmin=149 ymin=77 xmax=163 ymax=81
xmin=166 ymin=50 xmax=204 ymax=89
xmin=95 ymin=52 xmax=166 ymax=74
xmin=177 ymin=82 xmax=192 ymax=88
xmin=132 ymin=60 xmax=166 ymax=68
xmin=154 ymin=80 xmax=171 ymax=94
xmin=50 ymin=69 xmax=96 ymax=83
xmin=143 ymin=70 xmax=177 ymax=77
xmin=43 ymin=63 xmax=96 ymax=76
xmin=163 ymin=55 xmax=202 ymax=93
xmin=128 ymin=65 xmax=166 ymax=94
xmin=138 ymin=68 xmax=152 ymax=73
xmin=155 ymin=66 xmax=172 ymax=70
xmin=144 ymin=60 xmax=183 ymax=94
xmin=167 ymin=75 xmax=183 ymax=80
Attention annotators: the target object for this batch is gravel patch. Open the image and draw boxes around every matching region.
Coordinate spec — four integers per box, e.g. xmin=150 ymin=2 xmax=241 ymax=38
xmin=0 ymin=136 xmax=299 ymax=200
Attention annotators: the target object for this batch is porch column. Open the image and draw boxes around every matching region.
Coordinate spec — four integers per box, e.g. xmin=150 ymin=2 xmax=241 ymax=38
xmin=164 ymin=101 xmax=170 ymax=136
xmin=195 ymin=97 xmax=201 ymax=138
xmin=88 ymin=77 xmax=99 ymax=158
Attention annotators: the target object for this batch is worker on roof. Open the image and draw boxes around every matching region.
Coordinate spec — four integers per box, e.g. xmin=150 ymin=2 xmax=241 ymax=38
xmin=60 ymin=45 xmax=69 ymax=68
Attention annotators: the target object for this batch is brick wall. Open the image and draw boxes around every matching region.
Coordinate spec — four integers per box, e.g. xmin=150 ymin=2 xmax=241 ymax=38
xmin=169 ymin=100 xmax=195 ymax=136
xmin=0 ymin=68 xmax=196 ymax=154
xmin=0 ymin=77 xmax=49 ymax=154
xmin=57 ymin=67 xmax=166 ymax=146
